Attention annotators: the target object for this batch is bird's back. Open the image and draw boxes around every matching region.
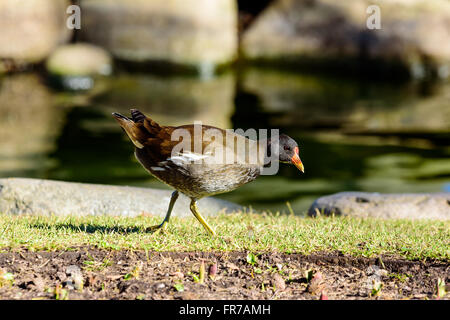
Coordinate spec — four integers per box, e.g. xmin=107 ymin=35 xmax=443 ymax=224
xmin=114 ymin=109 xmax=265 ymax=198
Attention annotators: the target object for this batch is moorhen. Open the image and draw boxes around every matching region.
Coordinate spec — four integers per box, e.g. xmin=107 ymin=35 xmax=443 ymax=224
xmin=113 ymin=109 xmax=304 ymax=236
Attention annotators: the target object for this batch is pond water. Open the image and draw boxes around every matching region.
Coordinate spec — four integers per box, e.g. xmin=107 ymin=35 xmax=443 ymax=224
xmin=0 ymin=67 xmax=449 ymax=214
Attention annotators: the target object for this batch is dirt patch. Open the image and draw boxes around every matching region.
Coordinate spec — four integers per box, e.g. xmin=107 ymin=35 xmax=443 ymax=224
xmin=0 ymin=247 xmax=448 ymax=300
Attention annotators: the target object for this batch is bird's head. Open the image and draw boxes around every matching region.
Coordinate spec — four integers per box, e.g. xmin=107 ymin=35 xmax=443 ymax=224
xmin=270 ymin=134 xmax=304 ymax=173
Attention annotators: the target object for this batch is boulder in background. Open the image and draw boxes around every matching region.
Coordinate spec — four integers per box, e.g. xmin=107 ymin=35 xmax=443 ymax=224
xmin=79 ymin=0 xmax=238 ymax=73
xmin=308 ymin=192 xmax=450 ymax=220
xmin=0 ymin=0 xmax=71 ymax=67
xmin=242 ymin=0 xmax=450 ymax=78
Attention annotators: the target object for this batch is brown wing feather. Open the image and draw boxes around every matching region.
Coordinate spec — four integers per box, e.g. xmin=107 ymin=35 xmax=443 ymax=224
xmin=114 ymin=109 xmax=248 ymax=163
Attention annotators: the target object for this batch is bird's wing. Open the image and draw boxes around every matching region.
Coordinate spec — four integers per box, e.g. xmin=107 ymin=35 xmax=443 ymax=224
xmin=114 ymin=109 xmax=264 ymax=165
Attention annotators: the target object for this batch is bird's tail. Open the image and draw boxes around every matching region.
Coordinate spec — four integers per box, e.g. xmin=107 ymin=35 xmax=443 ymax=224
xmin=131 ymin=109 xmax=162 ymax=135
xmin=112 ymin=110 xmax=146 ymax=148
xmin=130 ymin=109 xmax=146 ymax=123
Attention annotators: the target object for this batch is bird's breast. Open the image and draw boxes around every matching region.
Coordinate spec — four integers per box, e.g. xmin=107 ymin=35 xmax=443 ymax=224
xmin=135 ymin=148 xmax=262 ymax=198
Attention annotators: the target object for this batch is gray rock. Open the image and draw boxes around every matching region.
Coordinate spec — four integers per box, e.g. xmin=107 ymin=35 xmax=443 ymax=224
xmin=242 ymin=0 xmax=450 ymax=78
xmin=155 ymin=283 xmax=166 ymax=290
xmin=308 ymin=192 xmax=450 ymax=220
xmin=366 ymin=265 xmax=387 ymax=277
xmin=79 ymin=0 xmax=238 ymax=71
xmin=65 ymin=265 xmax=82 ymax=278
xmin=64 ymin=280 xmax=75 ymax=291
xmin=0 ymin=178 xmax=241 ymax=217
xmin=65 ymin=265 xmax=83 ymax=290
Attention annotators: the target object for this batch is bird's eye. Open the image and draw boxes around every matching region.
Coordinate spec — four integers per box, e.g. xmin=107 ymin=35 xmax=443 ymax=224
xmin=284 ymin=146 xmax=290 ymax=151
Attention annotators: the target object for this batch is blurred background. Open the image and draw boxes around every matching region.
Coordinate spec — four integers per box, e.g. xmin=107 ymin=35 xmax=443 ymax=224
xmin=0 ymin=0 xmax=449 ymax=214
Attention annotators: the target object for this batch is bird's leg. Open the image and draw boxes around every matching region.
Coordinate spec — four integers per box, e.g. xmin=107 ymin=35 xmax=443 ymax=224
xmin=146 ymin=191 xmax=179 ymax=233
xmin=189 ymin=199 xmax=216 ymax=236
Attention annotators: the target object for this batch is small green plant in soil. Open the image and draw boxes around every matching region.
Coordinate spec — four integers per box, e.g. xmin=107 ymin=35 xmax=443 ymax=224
xmin=389 ymin=273 xmax=410 ymax=283
xmin=124 ymin=263 xmax=142 ymax=280
xmin=437 ymin=278 xmax=447 ymax=298
xmin=173 ymin=283 xmax=184 ymax=292
xmin=370 ymin=282 xmax=383 ymax=297
xmin=0 ymin=269 xmax=14 ymax=288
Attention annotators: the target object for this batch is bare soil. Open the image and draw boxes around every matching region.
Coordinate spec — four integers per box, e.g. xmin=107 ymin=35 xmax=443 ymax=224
xmin=0 ymin=247 xmax=448 ymax=300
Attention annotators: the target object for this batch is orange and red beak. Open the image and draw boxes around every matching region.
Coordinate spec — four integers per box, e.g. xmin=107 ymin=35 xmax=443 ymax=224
xmin=291 ymin=147 xmax=304 ymax=173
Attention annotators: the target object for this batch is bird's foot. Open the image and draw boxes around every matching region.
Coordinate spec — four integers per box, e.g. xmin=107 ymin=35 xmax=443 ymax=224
xmin=145 ymin=222 xmax=168 ymax=234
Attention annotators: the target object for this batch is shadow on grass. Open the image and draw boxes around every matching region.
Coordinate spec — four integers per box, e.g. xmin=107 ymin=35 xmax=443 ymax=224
xmin=29 ymin=222 xmax=147 ymax=234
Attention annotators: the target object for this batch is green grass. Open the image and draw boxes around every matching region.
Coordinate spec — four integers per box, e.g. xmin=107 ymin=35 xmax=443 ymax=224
xmin=0 ymin=212 xmax=448 ymax=260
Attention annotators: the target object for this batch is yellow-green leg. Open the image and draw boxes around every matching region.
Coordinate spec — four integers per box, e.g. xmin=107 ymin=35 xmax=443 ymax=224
xmin=189 ymin=199 xmax=216 ymax=236
xmin=146 ymin=191 xmax=179 ymax=233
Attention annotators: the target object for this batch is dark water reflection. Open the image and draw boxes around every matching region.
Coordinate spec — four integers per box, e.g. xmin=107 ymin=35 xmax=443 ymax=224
xmin=0 ymin=69 xmax=449 ymax=214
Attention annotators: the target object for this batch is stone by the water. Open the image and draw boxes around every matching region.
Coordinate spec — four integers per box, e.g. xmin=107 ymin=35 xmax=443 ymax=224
xmin=0 ymin=178 xmax=241 ymax=217
xmin=242 ymin=0 xmax=450 ymax=78
xmin=46 ymin=43 xmax=113 ymax=77
xmin=308 ymin=192 xmax=450 ymax=220
xmin=79 ymin=0 xmax=238 ymax=69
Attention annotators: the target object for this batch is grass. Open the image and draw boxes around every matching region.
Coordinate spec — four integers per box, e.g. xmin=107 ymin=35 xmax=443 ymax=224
xmin=0 ymin=212 xmax=448 ymax=260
